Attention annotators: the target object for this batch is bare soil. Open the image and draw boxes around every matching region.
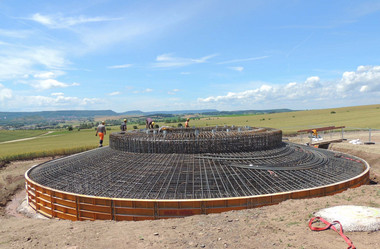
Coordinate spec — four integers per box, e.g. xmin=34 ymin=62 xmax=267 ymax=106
xmin=0 ymin=133 xmax=379 ymax=249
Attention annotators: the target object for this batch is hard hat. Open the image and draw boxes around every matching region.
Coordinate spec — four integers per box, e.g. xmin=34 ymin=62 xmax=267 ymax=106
xmin=102 ymin=121 xmax=105 ymax=124
xmin=124 ymin=119 xmax=127 ymax=122
xmin=152 ymin=122 xmax=155 ymax=125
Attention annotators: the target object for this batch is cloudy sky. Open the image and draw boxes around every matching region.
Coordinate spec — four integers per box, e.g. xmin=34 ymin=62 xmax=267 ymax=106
xmin=0 ymin=0 xmax=379 ymax=112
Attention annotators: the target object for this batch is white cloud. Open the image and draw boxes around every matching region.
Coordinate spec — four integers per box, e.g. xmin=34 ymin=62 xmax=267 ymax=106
xmin=25 ymin=95 xmax=100 ymax=107
xmin=0 ymin=45 xmax=68 ymax=82
xmin=198 ymin=65 xmax=380 ymax=105
xmin=32 ymin=79 xmax=79 ymax=90
xmin=2 ymin=92 xmax=102 ymax=111
xmin=51 ymin=92 xmax=64 ymax=96
xmin=229 ymin=66 xmax=244 ymax=72
xmin=218 ymin=56 xmax=269 ymax=64
xmin=34 ymin=72 xmax=55 ymax=79
xmin=0 ymin=84 xmax=12 ymax=101
xmin=305 ymin=76 xmax=321 ymax=86
xmin=30 ymin=13 xmax=121 ymax=29
xmin=25 ymin=48 xmax=67 ymax=69
xmin=30 ymin=13 xmax=53 ymax=26
xmin=108 ymin=91 xmax=121 ymax=96
xmin=132 ymin=88 xmax=154 ymax=94
xmin=108 ymin=64 xmax=132 ymax=69
xmin=360 ymin=85 xmax=368 ymax=92
xmin=22 ymin=2 xmax=208 ymax=54
xmin=33 ymin=71 xmax=65 ymax=79
xmin=0 ymin=29 xmax=33 ymax=39
xmin=337 ymin=65 xmax=380 ymax=94
xmin=153 ymin=53 xmax=217 ymax=68
xmin=168 ymin=89 xmax=180 ymax=95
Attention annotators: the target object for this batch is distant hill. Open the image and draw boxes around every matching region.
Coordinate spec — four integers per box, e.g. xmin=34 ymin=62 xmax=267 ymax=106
xmin=202 ymin=109 xmax=294 ymax=115
xmin=0 ymin=108 xmax=296 ymax=127
xmin=0 ymin=109 xmax=295 ymax=121
xmin=128 ymin=109 xmax=219 ymax=115
xmin=0 ymin=110 xmax=117 ymax=121
xmin=119 ymin=110 xmax=145 ymax=115
xmin=119 ymin=109 xmax=296 ymax=116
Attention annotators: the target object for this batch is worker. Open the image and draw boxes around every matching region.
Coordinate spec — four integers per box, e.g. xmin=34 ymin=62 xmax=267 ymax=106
xmin=146 ymin=118 xmax=155 ymax=129
xmin=95 ymin=121 xmax=106 ymax=147
xmin=185 ymin=118 xmax=190 ymax=128
xmin=312 ymin=129 xmax=318 ymax=138
xmin=120 ymin=118 xmax=127 ymax=132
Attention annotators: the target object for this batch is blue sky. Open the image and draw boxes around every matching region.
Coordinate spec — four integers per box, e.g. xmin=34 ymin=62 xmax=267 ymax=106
xmin=0 ymin=0 xmax=379 ymax=112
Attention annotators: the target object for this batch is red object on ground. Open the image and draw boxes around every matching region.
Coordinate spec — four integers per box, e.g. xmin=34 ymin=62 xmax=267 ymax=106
xmin=309 ymin=217 xmax=356 ymax=249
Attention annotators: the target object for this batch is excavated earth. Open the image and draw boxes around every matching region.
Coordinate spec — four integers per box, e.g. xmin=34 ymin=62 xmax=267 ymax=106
xmin=0 ymin=131 xmax=379 ymax=249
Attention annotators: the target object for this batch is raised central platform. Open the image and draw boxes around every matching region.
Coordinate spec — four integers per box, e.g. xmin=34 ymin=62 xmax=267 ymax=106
xmin=110 ymin=126 xmax=282 ymax=153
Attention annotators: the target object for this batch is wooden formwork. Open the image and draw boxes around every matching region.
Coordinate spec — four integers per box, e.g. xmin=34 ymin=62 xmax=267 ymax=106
xmin=25 ymin=156 xmax=370 ymax=221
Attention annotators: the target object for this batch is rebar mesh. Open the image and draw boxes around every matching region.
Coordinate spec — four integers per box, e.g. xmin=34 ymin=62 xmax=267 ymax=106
xmin=29 ymin=134 xmax=366 ymax=200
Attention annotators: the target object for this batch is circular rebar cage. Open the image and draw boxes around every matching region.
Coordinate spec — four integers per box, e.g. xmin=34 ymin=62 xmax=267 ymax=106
xmin=25 ymin=126 xmax=370 ymax=221
xmin=109 ymin=126 xmax=282 ymax=153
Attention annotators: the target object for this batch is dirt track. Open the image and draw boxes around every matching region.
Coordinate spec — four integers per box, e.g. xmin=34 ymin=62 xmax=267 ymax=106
xmin=0 ymin=131 xmax=54 ymax=145
xmin=0 ymin=132 xmax=379 ymax=249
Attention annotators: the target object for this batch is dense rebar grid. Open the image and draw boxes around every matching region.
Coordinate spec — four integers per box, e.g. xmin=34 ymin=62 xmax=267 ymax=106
xmin=109 ymin=126 xmax=282 ymax=153
xmin=28 ymin=142 xmax=366 ymax=200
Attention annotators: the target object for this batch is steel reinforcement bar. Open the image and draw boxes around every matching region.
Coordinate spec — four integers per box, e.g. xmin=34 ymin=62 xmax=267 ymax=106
xmin=110 ymin=127 xmax=282 ymax=153
xmin=25 ymin=157 xmax=370 ymax=221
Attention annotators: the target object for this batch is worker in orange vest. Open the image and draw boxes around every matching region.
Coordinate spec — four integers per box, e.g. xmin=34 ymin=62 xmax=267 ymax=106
xmin=312 ymin=129 xmax=318 ymax=138
xmin=95 ymin=121 xmax=106 ymax=147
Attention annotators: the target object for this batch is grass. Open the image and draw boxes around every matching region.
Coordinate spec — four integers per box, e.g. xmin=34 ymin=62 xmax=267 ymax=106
xmin=0 ymin=130 xmax=49 ymax=142
xmin=188 ymin=104 xmax=380 ymax=134
xmin=0 ymin=146 xmax=97 ymax=162
xmin=0 ymin=128 xmax=100 ymax=162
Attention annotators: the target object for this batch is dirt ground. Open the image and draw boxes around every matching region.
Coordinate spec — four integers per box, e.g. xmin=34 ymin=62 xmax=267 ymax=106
xmin=0 ymin=132 xmax=379 ymax=249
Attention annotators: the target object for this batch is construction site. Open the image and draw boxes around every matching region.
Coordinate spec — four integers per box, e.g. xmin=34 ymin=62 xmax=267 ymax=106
xmin=25 ymin=126 xmax=369 ymax=221
xmin=1 ymin=127 xmax=379 ymax=248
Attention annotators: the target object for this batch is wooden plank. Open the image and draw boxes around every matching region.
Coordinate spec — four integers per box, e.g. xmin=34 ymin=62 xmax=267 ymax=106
xmin=53 ymin=203 xmax=77 ymax=216
xmin=158 ymin=209 xmax=201 ymax=217
xmin=115 ymin=207 xmax=154 ymax=216
xmin=54 ymin=198 xmax=77 ymax=208
xmin=206 ymin=206 xmax=245 ymax=214
xmin=55 ymin=211 xmax=77 ymax=221
xmin=79 ymin=210 xmax=112 ymax=220
xmin=53 ymin=192 xmax=76 ymax=201
xmin=297 ymin=126 xmax=345 ymax=133
xmin=79 ymin=203 xmax=112 ymax=213
xmin=311 ymin=139 xmax=343 ymax=146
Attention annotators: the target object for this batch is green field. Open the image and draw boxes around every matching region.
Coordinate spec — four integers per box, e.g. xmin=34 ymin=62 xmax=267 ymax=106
xmin=0 ymin=130 xmax=49 ymax=143
xmin=0 ymin=129 xmax=99 ymax=162
xmin=188 ymin=104 xmax=380 ymax=134
xmin=1 ymin=104 xmax=379 ymax=163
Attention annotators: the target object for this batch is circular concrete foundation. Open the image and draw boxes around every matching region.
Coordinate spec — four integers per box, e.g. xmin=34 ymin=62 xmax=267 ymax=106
xmin=25 ymin=127 xmax=370 ymax=221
